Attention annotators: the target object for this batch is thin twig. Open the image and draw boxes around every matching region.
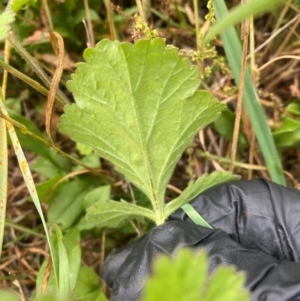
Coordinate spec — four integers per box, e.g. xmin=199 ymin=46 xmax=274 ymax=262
xmin=249 ymin=14 xmax=299 ymax=57
xmin=261 ymin=0 xmax=292 ymax=58
xmin=106 ymin=0 xmax=116 ymax=40
xmin=135 ymin=0 xmax=146 ymax=22
xmin=45 ymin=32 xmax=65 ymax=145
xmin=200 ymin=151 xmax=267 ymax=171
xmin=41 ymin=0 xmax=54 ymax=31
xmin=7 ymin=32 xmax=70 ymax=105
xmin=83 ymin=0 xmax=95 ymax=47
xmin=230 ymin=14 xmax=250 ymax=172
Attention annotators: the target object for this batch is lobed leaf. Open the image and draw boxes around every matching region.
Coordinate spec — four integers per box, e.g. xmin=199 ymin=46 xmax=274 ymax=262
xmin=0 ymin=9 xmax=15 ymax=42
xmin=59 ymin=38 xmax=225 ymax=222
xmin=86 ymin=199 xmax=156 ymax=228
xmin=164 ymin=171 xmax=240 ymax=219
xmin=141 ymin=249 xmax=207 ymax=301
xmin=202 ymin=266 xmax=249 ymax=301
xmin=141 ymin=248 xmax=250 ymax=301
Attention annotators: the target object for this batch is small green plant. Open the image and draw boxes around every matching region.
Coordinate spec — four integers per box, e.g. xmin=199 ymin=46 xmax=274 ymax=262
xmin=141 ymin=248 xmax=250 ymax=301
xmin=58 ymin=37 xmax=239 ymax=227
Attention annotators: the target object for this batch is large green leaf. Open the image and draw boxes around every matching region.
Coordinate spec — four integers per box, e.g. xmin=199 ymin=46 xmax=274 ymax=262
xmin=141 ymin=248 xmax=249 ymax=301
xmin=59 ymin=38 xmax=225 ymax=224
xmin=47 ymin=176 xmax=100 ymax=229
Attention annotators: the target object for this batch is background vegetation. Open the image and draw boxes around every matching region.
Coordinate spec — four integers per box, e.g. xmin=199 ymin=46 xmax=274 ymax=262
xmin=0 ymin=0 xmax=300 ymax=299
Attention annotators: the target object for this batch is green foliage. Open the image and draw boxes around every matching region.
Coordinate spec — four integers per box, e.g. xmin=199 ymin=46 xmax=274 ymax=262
xmin=11 ymin=0 xmax=33 ymax=12
xmin=59 ymin=38 xmax=237 ymax=226
xmin=213 ymin=108 xmax=247 ymax=148
xmin=141 ymin=248 xmax=250 ymax=301
xmin=0 ymin=0 xmax=32 ymax=41
xmin=86 ymin=199 xmax=156 ymax=227
xmin=0 ymin=10 xmax=15 ymax=40
xmin=273 ymin=102 xmax=300 ymax=148
xmin=134 ymin=13 xmax=159 ymax=39
xmin=2 ymin=0 xmax=292 ymax=299
xmin=0 ymin=291 xmax=20 ymax=301
xmin=0 ymin=6 xmax=15 ymax=42
xmin=47 ymin=176 xmax=100 ymax=229
xmin=73 ymin=266 xmax=108 ymax=301
xmin=273 ymin=117 xmax=300 ymax=147
xmin=36 ymin=227 xmax=81 ymax=299
xmin=164 ymin=171 xmax=239 ymax=220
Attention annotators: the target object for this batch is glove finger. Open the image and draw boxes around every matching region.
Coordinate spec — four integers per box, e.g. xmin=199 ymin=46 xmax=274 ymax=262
xmin=170 ymin=179 xmax=300 ymax=262
xmin=102 ymin=238 xmax=143 ymax=288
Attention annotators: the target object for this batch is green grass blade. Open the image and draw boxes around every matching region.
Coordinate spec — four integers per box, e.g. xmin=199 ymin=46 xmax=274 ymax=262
xmin=52 ymin=224 xmax=70 ymax=299
xmin=181 ymin=204 xmax=213 ymax=229
xmin=0 ymin=97 xmax=7 ymax=257
xmin=0 ymin=100 xmax=59 ymax=288
xmin=214 ymin=1 xmax=286 ymax=186
xmin=205 ymin=0 xmax=287 ymax=43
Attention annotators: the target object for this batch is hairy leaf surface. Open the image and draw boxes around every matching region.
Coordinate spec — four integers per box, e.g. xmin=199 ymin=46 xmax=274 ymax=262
xmin=0 ymin=10 xmax=15 ymax=41
xmin=59 ymin=38 xmax=225 ymax=219
xmin=86 ymin=200 xmax=156 ymax=228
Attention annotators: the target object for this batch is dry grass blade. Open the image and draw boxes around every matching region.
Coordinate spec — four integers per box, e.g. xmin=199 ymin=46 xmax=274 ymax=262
xmin=42 ymin=258 xmax=52 ymax=294
xmin=0 ymin=98 xmax=7 ymax=257
xmin=135 ymin=0 xmax=146 ymax=22
xmin=230 ymin=11 xmax=250 ymax=172
xmin=106 ymin=0 xmax=116 ymax=41
xmin=7 ymin=32 xmax=70 ymax=106
xmin=0 ymin=101 xmax=59 ymax=288
xmin=83 ymin=0 xmax=95 ymax=46
xmin=0 ymin=39 xmax=10 ymax=257
xmin=46 ymin=32 xmax=65 ymax=145
xmin=258 ymin=55 xmax=300 ymax=71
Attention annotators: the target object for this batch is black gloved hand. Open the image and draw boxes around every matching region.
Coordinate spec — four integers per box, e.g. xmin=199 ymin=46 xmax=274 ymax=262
xmin=103 ymin=179 xmax=300 ymax=301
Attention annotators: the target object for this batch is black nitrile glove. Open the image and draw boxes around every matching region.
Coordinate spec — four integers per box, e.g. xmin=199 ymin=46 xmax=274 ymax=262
xmin=103 ymin=179 xmax=300 ymax=301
